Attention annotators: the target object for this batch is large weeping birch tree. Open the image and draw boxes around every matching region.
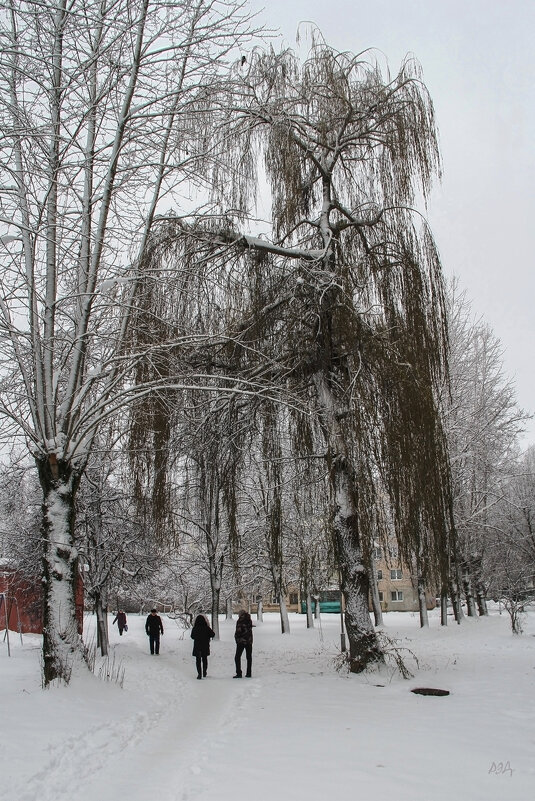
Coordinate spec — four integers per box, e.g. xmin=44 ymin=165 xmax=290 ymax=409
xmin=0 ymin=0 xmax=260 ymax=684
xmin=152 ymin=38 xmax=455 ymax=671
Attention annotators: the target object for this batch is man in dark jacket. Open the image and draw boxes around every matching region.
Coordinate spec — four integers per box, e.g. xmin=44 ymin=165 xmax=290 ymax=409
xmin=233 ymin=609 xmax=253 ymax=678
xmin=145 ymin=608 xmax=164 ymax=654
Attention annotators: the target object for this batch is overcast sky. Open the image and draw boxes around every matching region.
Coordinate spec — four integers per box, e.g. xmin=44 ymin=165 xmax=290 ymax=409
xmin=250 ymin=0 xmax=535 ymax=447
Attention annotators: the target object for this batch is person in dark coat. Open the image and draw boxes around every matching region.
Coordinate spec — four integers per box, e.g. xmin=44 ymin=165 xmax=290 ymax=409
xmin=145 ymin=608 xmax=164 ymax=654
xmin=233 ymin=609 xmax=253 ymax=678
xmin=190 ymin=614 xmax=215 ymax=679
xmin=112 ymin=610 xmax=128 ymax=635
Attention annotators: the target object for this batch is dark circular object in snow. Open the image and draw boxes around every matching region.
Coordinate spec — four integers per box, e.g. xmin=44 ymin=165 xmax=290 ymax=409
xmin=411 ymin=687 xmax=450 ymax=696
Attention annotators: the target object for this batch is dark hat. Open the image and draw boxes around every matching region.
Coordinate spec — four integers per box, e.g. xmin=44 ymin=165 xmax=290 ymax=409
xmin=151 ymin=608 xmax=157 ymax=612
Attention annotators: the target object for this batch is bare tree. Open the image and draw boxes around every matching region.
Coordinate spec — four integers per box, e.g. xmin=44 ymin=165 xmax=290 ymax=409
xmin=483 ymin=446 xmax=535 ymax=633
xmin=443 ymin=281 xmax=526 ymax=617
xmin=0 ymin=460 xmax=42 ymax=587
xmin=486 ymin=538 xmax=533 ymax=635
xmin=75 ymin=444 xmax=157 ymax=656
xmin=0 ymin=0 xmax=260 ymax=684
xmin=506 ymin=447 xmax=535 ymax=570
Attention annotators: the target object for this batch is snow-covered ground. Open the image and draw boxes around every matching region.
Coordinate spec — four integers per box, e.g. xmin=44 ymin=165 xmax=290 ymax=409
xmin=2 ymin=606 xmax=534 ymax=801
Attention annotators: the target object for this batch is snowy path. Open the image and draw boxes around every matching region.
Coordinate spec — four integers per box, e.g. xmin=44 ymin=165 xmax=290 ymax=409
xmin=3 ymin=609 xmax=535 ymax=801
xmin=10 ymin=619 xmax=261 ymax=801
xmin=75 ymin=655 xmax=262 ymax=801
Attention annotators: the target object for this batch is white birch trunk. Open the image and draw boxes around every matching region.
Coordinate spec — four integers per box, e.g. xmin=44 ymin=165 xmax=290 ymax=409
xmin=314 ymin=595 xmax=321 ymax=620
xmin=256 ymin=598 xmax=263 ymax=622
xmin=279 ymin=594 xmax=290 ymax=634
xmin=417 ymin=576 xmax=429 ymax=628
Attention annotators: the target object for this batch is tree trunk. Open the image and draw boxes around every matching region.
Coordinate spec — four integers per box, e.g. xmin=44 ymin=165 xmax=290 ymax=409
xmin=279 ymin=593 xmax=290 ymax=634
xmin=472 ymin=557 xmax=488 ymax=616
xmin=268 ymin=551 xmax=289 ymax=634
xmin=476 ymin=583 xmax=488 ymax=616
xmin=314 ymin=595 xmax=320 ymax=620
xmin=38 ymin=457 xmax=84 ymax=685
xmin=340 ymin=537 xmax=381 ymax=671
xmin=226 ymin=597 xmax=233 ymax=619
xmin=210 ymin=577 xmax=220 ymax=640
xmin=95 ymin=594 xmax=109 ymax=657
xmin=461 ymin=563 xmax=477 ymax=617
xmin=305 ymin=593 xmax=314 ymax=629
xmin=449 ymin=580 xmax=464 ymax=624
xmin=369 ymin=558 xmax=384 ymax=627
xmin=256 ymin=598 xmax=263 ymax=622
xmin=417 ymin=575 xmax=429 ymax=628
xmin=440 ymin=586 xmax=448 ymax=626
xmin=313 ymin=373 xmax=382 ymax=672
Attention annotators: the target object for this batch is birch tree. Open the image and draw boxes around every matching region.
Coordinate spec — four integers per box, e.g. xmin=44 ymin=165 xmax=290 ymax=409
xmin=0 ymin=0 xmax=259 ymax=684
xmin=154 ymin=39 xmax=455 ymax=670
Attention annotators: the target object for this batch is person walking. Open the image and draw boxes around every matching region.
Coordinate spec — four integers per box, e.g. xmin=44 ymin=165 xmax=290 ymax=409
xmin=233 ymin=609 xmax=253 ymax=678
xmin=112 ymin=609 xmax=128 ymax=636
xmin=145 ymin=608 xmax=164 ymax=655
xmin=190 ymin=615 xmax=215 ymax=679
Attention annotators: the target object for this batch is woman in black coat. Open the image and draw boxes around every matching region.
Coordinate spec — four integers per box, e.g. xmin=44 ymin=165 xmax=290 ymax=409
xmin=190 ymin=615 xmax=215 ymax=679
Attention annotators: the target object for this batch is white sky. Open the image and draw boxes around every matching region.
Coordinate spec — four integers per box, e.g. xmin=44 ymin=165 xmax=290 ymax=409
xmin=251 ymin=0 xmax=535 ymax=447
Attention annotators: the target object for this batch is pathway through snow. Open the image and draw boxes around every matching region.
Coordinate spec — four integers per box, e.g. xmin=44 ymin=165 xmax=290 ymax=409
xmin=13 ymin=618 xmax=261 ymax=801
xmin=3 ymin=609 xmax=535 ymax=801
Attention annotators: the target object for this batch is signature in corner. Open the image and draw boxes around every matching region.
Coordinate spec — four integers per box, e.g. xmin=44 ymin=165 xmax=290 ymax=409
xmin=488 ymin=761 xmax=514 ymax=777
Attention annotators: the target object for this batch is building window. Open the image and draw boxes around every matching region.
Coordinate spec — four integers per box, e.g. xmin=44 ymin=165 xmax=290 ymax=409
xmin=378 ymin=591 xmax=384 ymax=602
xmin=377 ymin=569 xmax=383 ymax=580
xmin=372 ymin=547 xmax=382 ymax=560
xmin=320 ymin=590 xmax=341 ymax=602
xmin=390 ymin=569 xmax=402 ymax=580
xmin=391 ymin=590 xmax=403 ymax=602
xmin=289 ymin=593 xmax=298 ymax=605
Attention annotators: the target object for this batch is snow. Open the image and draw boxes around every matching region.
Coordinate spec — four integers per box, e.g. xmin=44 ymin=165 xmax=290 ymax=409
xmin=1 ymin=607 xmax=534 ymax=801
